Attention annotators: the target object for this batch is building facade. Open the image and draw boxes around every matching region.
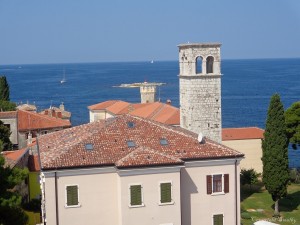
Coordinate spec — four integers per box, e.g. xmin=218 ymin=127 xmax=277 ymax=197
xmin=38 ymin=115 xmax=243 ymax=225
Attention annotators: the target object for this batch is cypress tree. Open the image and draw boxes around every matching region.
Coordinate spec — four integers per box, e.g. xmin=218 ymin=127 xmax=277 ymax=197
xmin=0 ymin=76 xmax=10 ymax=101
xmin=262 ymin=93 xmax=289 ymax=216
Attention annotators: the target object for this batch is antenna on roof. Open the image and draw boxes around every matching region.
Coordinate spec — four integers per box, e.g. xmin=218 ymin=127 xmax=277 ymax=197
xmin=198 ymin=132 xmax=205 ymax=144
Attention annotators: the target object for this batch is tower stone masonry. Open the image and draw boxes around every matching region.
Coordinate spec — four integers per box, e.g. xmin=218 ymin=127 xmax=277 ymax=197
xmin=178 ymin=43 xmax=222 ymax=143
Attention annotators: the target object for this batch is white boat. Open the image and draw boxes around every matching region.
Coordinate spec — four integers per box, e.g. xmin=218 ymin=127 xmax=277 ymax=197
xmin=150 ymin=60 xmax=154 ymax=64
xmin=60 ymin=70 xmax=67 ymax=84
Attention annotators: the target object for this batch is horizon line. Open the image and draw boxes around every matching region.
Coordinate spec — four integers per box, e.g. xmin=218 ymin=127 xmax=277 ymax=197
xmin=1 ymin=56 xmax=300 ymax=67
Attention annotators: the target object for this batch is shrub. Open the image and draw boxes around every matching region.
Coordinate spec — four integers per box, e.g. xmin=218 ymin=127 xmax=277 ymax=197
xmin=290 ymin=168 xmax=300 ymax=184
xmin=241 ymin=212 xmax=251 ymax=219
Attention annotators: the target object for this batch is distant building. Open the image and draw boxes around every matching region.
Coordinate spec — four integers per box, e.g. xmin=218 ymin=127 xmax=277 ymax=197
xmin=1 ymin=148 xmax=30 ymax=200
xmin=0 ymin=110 xmax=71 ymax=149
xmin=39 ymin=103 xmax=71 ymax=121
xmin=17 ymin=103 xmax=37 ymax=112
xmin=222 ymin=127 xmax=264 ymax=173
xmin=88 ymin=100 xmax=179 ymax=125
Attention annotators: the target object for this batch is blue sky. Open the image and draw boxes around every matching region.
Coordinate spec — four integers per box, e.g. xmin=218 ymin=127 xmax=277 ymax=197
xmin=1 ymin=0 xmax=300 ymax=64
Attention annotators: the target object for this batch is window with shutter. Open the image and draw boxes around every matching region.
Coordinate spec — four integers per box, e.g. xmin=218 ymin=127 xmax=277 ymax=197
xmin=160 ymin=182 xmax=172 ymax=204
xmin=66 ymin=185 xmax=79 ymax=206
xmin=130 ymin=185 xmax=142 ymax=206
xmin=207 ymin=174 xmax=230 ymax=194
xmin=213 ymin=214 xmax=223 ymax=225
xmin=224 ymin=174 xmax=229 ymax=193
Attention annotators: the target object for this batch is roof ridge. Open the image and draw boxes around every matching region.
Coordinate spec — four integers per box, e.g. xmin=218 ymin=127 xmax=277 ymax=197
xmin=116 ymin=146 xmax=182 ymax=167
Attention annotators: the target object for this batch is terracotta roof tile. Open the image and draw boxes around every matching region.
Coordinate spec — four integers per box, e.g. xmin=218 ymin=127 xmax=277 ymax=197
xmin=2 ymin=148 xmax=29 ymax=168
xmin=116 ymin=147 xmax=183 ymax=168
xmin=88 ymin=100 xmax=131 ymax=115
xmin=222 ymin=127 xmax=264 ymax=141
xmin=0 ymin=111 xmax=17 ymax=119
xmin=17 ymin=110 xmax=71 ymax=131
xmin=38 ymin=115 xmax=244 ymax=170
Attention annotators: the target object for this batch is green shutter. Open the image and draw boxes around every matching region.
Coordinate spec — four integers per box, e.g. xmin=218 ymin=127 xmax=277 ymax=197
xmin=213 ymin=214 xmax=223 ymax=225
xmin=160 ymin=183 xmax=172 ymax=203
xmin=66 ymin=185 xmax=78 ymax=206
xmin=130 ymin=185 xmax=142 ymax=206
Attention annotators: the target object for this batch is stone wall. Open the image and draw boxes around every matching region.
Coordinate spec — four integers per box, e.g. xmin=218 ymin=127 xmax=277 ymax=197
xmin=178 ymin=43 xmax=222 ymax=143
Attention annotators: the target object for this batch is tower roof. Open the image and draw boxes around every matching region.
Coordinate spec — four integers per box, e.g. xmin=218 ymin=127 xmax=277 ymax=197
xmin=178 ymin=43 xmax=221 ymax=48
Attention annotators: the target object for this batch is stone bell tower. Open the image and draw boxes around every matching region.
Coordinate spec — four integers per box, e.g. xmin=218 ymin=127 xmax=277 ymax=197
xmin=178 ymin=43 xmax=222 ymax=143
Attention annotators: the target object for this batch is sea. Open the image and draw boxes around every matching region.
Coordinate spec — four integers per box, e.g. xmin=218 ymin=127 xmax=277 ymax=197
xmin=0 ymin=58 xmax=299 ymax=168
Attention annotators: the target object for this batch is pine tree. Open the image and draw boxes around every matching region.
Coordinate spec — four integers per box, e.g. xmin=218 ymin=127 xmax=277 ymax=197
xmin=0 ymin=120 xmax=12 ymax=151
xmin=262 ymin=94 xmax=289 ymax=216
xmin=285 ymin=101 xmax=300 ymax=149
xmin=0 ymin=76 xmax=10 ymax=101
xmin=0 ymin=76 xmax=15 ymax=111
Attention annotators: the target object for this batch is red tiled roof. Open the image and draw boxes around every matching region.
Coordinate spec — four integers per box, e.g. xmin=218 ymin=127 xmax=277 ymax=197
xmin=38 ymin=115 xmax=243 ymax=170
xmin=2 ymin=148 xmax=29 ymax=168
xmin=0 ymin=111 xmax=17 ymax=119
xmin=222 ymin=127 xmax=264 ymax=141
xmin=89 ymin=100 xmax=181 ymax=125
xmin=17 ymin=110 xmax=71 ymax=131
xmin=88 ymin=100 xmax=131 ymax=115
xmin=28 ymin=155 xmax=41 ymax=172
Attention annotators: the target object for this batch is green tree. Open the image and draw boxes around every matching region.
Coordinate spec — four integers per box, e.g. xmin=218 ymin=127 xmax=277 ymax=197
xmin=0 ymin=143 xmax=29 ymax=225
xmin=0 ymin=120 xmax=12 ymax=151
xmin=285 ymin=101 xmax=300 ymax=149
xmin=0 ymin=76 xmax=10 ymax=101
xmin=262 ymin=94 xmax=289 ymax=216
xmin=0 ymin=76 xmax=16 ymax=112
xmin=0 ymin=100 xmax=16 ymax=112
xmin=240 ymin=168 xmax=259 ymax=189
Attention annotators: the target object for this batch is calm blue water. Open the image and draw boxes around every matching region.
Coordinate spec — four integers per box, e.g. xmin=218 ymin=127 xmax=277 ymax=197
xmin=0 ymin=58 xmax=299 ymax=167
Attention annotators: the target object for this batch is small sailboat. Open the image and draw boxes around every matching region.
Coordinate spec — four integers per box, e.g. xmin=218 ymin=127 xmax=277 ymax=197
xmin=150 ymin=60 xmax=154 ymax=64
xmin=60 ymin=70 xmax=67 ymax=84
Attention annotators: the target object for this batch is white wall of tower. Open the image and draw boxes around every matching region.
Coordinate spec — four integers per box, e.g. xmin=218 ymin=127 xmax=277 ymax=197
xmin=178 ymin=43 xmax=222 ymax=143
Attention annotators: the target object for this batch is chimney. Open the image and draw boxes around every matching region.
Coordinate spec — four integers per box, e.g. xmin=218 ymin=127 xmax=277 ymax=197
xmin=166 ymin=99 xmax=172 ymax=105
xmin=59 ymin=102 xmax=65 ymax=111
xmin=45 ymin=110 xmax=48 ymax=115
xmin=27 ymin=132 xmax=32 ymax=145
xmin=51 ymin=110 xmax=56 ymax=117
xmin=57 ymin=111 xmax=62 ymax=118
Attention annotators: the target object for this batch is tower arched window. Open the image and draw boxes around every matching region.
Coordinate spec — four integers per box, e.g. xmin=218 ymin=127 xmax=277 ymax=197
xmin=206 ymin=56 xmax=214 ymax=74
xmin=196 ymin=56 xmax=203 ymax=74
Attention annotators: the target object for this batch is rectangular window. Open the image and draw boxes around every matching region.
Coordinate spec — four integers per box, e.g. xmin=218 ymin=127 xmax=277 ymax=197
xmin=213 ymin=174 xmax=222 ymax=193
xmin=130 ymin=185 xmax=142 ymax=206
xmin=160 ymin=182 xmax=172 ymax=204
xmin=207 ymin=174 xmax=229 ymax=194
xmin=213 ymin=214 xmax=223 ymax=225
xmin=66 ymin=185 xmax=79 ymax=207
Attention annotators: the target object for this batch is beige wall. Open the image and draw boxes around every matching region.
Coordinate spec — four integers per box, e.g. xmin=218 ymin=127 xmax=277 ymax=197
xmin=223 ymin=139 xmax=262 ymax=173
xmin=118 ymin=168 xmax=181 ymax=225
xmin=89 ymin=110 xmax=114 ymax=122
xmin=181 ymin=160 xmax=241 ymax=225
xmin=43 ymin=169 xmax=119 ymax=225
xmin=42 ymin=160 xmax=241 ymax=225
